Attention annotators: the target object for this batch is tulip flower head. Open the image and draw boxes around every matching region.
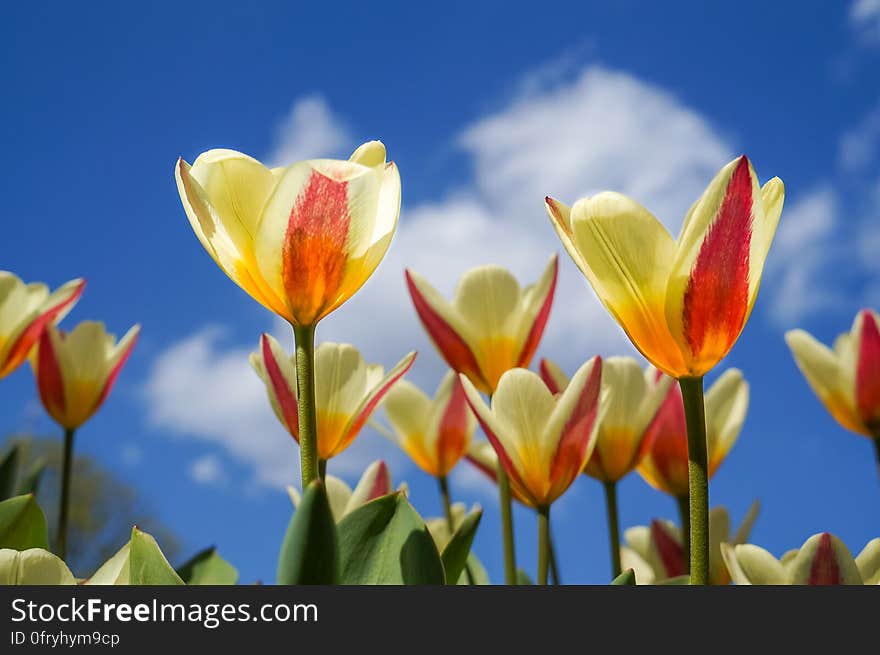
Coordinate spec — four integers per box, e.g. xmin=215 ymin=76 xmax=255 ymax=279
xmin=382 ymin=371 xmax=476 ymax=478
xmin=33 ymin=321 xmax=139 ymax=430
xmin=541 ymin=356 xmax=673 ymax=482
xmin=637 ymin=369 xmax=748 ymax=497
xmin=546 ymin=156 xmax=783 ymax=379
xmin=250 ymin=334 xmax=415 ymax=461
xmin=460 ymin=358 xmax=605 ymax=509
xmin=721 ymin=533 xmax=880 ymax=585
xmin=0 ymin=273 xmax=84 ymax=379
xmin=176 ymin=141 xmax=401 ymax=326
xmin=406 ymin=256 xmax=558 ymax=394
xmin=786 ymin=309 xmax=880 ymax=438
xmin=287 ymin=460 xmax=402 ymax=522
xmin=621 ymin=502 xmax=759 ymax=585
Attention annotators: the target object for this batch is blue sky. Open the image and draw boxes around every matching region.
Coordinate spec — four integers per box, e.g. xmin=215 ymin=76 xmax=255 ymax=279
xmin=2 ymin=0 xmax=880 ymax=583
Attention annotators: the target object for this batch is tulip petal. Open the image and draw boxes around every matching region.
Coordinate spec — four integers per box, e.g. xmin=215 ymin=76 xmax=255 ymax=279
xmin=383 ymin=379 xmax=435 ymax=473
xmin=565 ymin=192 xmax=685 ymax=377
xmin=253 ymin=333 xmax=299 ymax=439
xmin=721 ymin=543 xmax=787 ymax=585
xmin=855 ymin=310 xmax=880 ymax=427
xmin=732 ymin=500 xmax=760 ymax=546
xmin=855 ymin=537 xmax=880 ymax=585
xmin=36 ymin=328 xmax=66 ymax=423
xmin=651 ymin=520 xmax=686 ymax=578
xmin=93 ymin=325 xmax=139 ymax=414
xmin=539 ymin=358 xmax=569 ymax=395
xmin=789 ymin=532 xmax=863 ymax=585
xmin=434 ymin=374 xmax=474 ymax=477
xmin=638 ymin=381 xmax=689 ymax=497
xmin=704 ymin=369 xmax=748 ymax=475
xmin=345 ymin=460 xmax=392 ymax=514
xmin=515 ymin=254 xmax=558 ymax=369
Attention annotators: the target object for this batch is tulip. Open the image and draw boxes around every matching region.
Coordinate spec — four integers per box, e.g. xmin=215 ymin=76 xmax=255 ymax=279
xmin=786 ymin=309 xmax=880 ymax=478
xmin=621 ymin=502 xmax=759 ymax=585
xmin=406 ymin=257 xmax=557 ymax=583
xmin=33 ymin=321 xmax=140 ymax=559
xmin=287 ymin=460 xmax=401 ymax=522
xmin=721 ymin=533 xmax=880 ymax=585
xmin=0 ymin=273 xmax=84 ymax=380
xmin=0 ymin=548 xmax=76 ymax=585
xmin=250 ymin=334 xmax=415 ymax=472
xmin=380 ymin=371 xmax=476 ymax=531
xmin=541 ymin=356 xmax=672 ymax=577
xmin=177 ymin=141 xmax=401 ymax=487
xmin=547 ymin=155 xmax=782 ymax=584
xmin=460 ymin=359 xmax=605 ymax=583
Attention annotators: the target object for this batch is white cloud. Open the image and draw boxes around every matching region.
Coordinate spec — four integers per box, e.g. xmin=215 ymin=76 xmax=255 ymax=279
xmin=190 ymin=454 xmax=226 ymax=486
xmin=850 ymin=0 xmax=880 ymax=46
xmin=838 ymin=100 xmax=880 ymax=171
xmin=267 ymin=95 xmax=351 ymax=166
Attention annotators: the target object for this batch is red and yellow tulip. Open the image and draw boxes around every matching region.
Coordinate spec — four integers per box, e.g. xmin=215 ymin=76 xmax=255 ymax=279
xmin=176 ymin=141 xmax=401 ymax=327
xmin=541 ymin=356 xmax=672 ymax=482
xmin=250 ymin=334 xmax=415 ymax=461
xmin=545 ymin=156 xmax=783 ymax=379
xmin=33 ymin=321 xmax=139 ymax=430
xmin=459 ymin=358 xmax=604 ymax=509
xmin=382 ymin=371 xmax=476 ymax=478
xmin=287 ymin=460 xmax=400 ymax=522
xmin=406 ymin=257 xmax=557 ymax=394
xmin=638 ymin=369 xmax=748 ymax=498
xmin=0 ymin=273 xmax=84 ymax=380
xmin=786 ymin=309 xmax=880 ymax=439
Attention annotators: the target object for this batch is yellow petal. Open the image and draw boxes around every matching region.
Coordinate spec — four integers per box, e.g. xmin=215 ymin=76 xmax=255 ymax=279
xmin=855 ymin=538 xmax=880 ymax=585
xmin=705 ymin=368 xmax=749 ymax=475
xmin=788 ymin=533 xmax=863 ymax=585
xmin=349 ymin=140 xmax=387 ymax=168
xmin=0 ymin=548 xmax=76 ymax=585
xmin=721 ymin=543 xmax=787 ymax=585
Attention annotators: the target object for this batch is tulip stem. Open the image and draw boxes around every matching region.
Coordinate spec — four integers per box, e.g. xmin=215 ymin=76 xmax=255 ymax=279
xmin=293 ymin=324 xmax=319 ymax=488
xmin=603 ymin=480 xmax=622 ymax=579
xmin=57 ymin=427 xmax=75 ymax=561
xmin=676 ymin=494 xmax=691 ymax=569
xmin=497 ymin=464 xmax=517 ymax=584
xmin=537 ymin=505 xmax=550 ymax=585
xmin=548 ymin=524 xmax=560 ymax=584
xmin=679 ymin=376 xmax=709 ymax=585
xmin=318 ymin=459 xmax=327 ymax=482
xmin=438 ymin=475 xmax=454 ymax=532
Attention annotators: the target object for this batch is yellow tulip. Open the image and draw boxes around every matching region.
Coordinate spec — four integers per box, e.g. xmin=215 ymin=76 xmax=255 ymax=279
xmin=33 ymin=321 xmax=140 ymax=430
xmin=0 ymin=273 xmax=84 ymax=379
xmin=381 ymin=371 xmax=476 ymax=479
xmin=176 ymin=141 xmax=400 ymax=327
xmin=406 ymin=256 xmax=557 ymax=394
xmin=786 ymin=309 xmax=880 ymax=439
xmin=545 ymin=156 xmax=783 ymax=378
xmin=250 ymin=334 xmax=415 ymax=461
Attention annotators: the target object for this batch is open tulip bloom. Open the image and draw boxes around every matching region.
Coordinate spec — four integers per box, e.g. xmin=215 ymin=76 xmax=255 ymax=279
xmin=250 ymin=334 xmax=415 ymax=475
xmin=381 ymin=371 xmax=476 ymax=530
xmin=546 ymin=155 xmax=782 ymax=583
xmin=287 ymin=460 xmax=400 ymax=523
xmin=460 ymin=358 xmax=605 ymax=584
xmin=32 ymin=320 xmax=140 ymax=559
xmin=0 ymin=273 xmax=84 ymax=380
xmin=541 ymin=356 xmax=672 ymax=577
xmin=177 ymin=141 xmax=401 ymax=487
xmin=721 ymin=532 xmax=880 ymax=585
xmin=786 ymin=309 xmax=880 ymax=477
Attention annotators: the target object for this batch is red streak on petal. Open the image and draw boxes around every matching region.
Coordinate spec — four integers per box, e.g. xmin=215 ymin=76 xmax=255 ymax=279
xmin=539 ymin=359 xmax=562 ymax=395
xmin=435 ymin=376 xmax=471 ymax=475
xmin=516 ymin=258 xmax=558 ymax=368
xmin=465 ymin=453 xmax=498 ymax=483
xmin=549 ymin=358 xmax=602 ymax=491
xmin=261 ymin=334 xmax=299 ymax=441
xmin=36 ymin=330 xmax=66 ymax=419
xmin=2 ymin=279 xmax=85 ymax=376
xmin=682 ymin=156 xmax=753 ymax=357
xmin=93 ymin=331 xmax=138 ymax=413
xmin=856 ymin=310 xmax=880 ymax=427
xmin=651 ymin=520 xmax=686 ymax=578
xmin=345 ymin=354 xmax=417 ymax=444
xmin=367 ymin=461 xmax=391 ymax=500
xmin=808 ymin=533 xmax=841 ymax=585
xmin=405 ymin=270 xmax=485 ymax=388
xmin=643 ymin=381 xmax=689 ymax=496
xmin=281 ymin=171 xmax=350 ymax=325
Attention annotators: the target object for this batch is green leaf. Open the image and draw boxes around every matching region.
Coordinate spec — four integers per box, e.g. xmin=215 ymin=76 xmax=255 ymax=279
xmin=0 ymin=494 xmax=48 ymax=550
xmin=337 ymin=492 xmax=444 ymax=584
xmin=611 ymin=568 xmax=636 ymax=585
xmin=456 ymin=554 xmax=490 ymax=585
xmin=440 ymin=507 xmax=482 ymax=585
xmin=515 ymin=568 xmax=534 ymax=585
xmin=177 ymin=547 xmax=239 ymax=585
xmin=16 ymin=458 xmax=46 ymax=496
xmin=0 ymin=445 xmax=21 ymax=500
xmin=277 ymin=480 xmax=339 ymax=585
xmin=129 ymin=527 xmax=184 ymax=585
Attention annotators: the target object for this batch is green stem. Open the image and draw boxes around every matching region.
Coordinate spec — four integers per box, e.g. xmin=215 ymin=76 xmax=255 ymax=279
xmin=603 ymin=480 xmax=622 ymax=579
xmin=57 ymin=428 xmax=75 ymax=560
xmin=318 ymin=459 xmax=327 ymax=482
xmin=438 ymin=476 xmax=454 ymax=532
xmin=497 ymin=464 xmax=517 ymax=584
xmin=676 ymin=494 xmax=691 ymax=570
xmin=679 ymin=376 xmax=709 ymax=585
xmin=293 ymin=324 xmax=319 ymax=488
xmin=537 ymin=505 xmax=550 ymax=585
xmin=548 ymin=523 xmax=560 ymax=585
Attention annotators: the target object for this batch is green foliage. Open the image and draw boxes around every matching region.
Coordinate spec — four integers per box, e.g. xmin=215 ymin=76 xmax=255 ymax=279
xmin=515 ymin=568 xmax=534 ymax=585
xmin=0 ymin=494 xmax=49 ymax=550
xmin=129 ymin=527 xmax=184 ymax=585
xmin=337 ymin=492 xmax=444 ymax=584
xmin=0 ymin=445 xmax=21 ymax=500
xmin=277 ymin=481 xmax=339 ymax=585
xmin=177 ymin=547 xmax=239 ymax=585
xmin=611 ymin=568 xmax=637 ymax=585
xmin=440 ymin=507 xmax=482 ymax=585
